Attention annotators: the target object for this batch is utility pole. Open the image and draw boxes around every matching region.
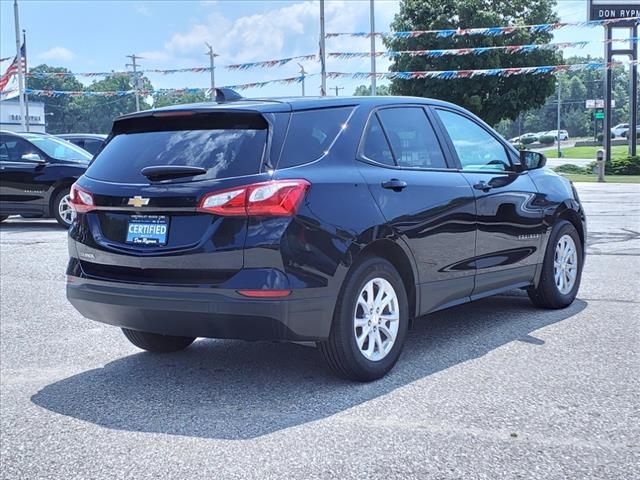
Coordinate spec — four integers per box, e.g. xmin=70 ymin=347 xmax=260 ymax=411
xmin=205 ymin=43 xmax=218 ymax=101
xmin=369 ymin=0 xmax=377 ymax=95
xmin=333 ymin=86 xmax=344 ymax=96
xmin=126 ymin=54 xmax=142 ymax=112
xmin=556 ymin=74 xmax=561 ymax=159
xmin=13 ymin=0 xmax=26 ymax=130
xmin=319 ymin=0 xmax=326 ymax=96
xmin=298 ymin=63 xmax=307 ymax=96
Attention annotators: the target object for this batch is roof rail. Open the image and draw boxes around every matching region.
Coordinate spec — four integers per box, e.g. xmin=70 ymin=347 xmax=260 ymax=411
xmin=215 ymin=88 xmax=243 ymax=103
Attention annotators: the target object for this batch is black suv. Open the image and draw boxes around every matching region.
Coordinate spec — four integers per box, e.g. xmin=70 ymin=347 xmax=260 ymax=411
xmin=0 ymin=130 xmax=92 ymax=227
xmin=66 ymin=93 xmax=586 ymax=381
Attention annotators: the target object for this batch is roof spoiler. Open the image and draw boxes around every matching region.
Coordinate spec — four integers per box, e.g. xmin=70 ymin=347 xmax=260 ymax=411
xmin=215 ymin=88 xmax=243 ymax=103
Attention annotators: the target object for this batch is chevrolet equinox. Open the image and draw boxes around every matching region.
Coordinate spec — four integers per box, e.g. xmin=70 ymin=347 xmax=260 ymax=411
xmin=66 ymin=91 xmax=586 ymax=381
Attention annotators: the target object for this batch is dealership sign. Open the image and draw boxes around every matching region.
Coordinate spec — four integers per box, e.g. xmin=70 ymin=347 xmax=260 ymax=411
xmin=588 ymin=0 xmax=640 ymax=21
xmin=586 ymin=99 xmax=616 ymax=108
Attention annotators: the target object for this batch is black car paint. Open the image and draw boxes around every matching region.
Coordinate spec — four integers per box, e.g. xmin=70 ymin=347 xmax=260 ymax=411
xmin=0 ymin=133 xmax=88 ymax=218
xmin=66 ymin=96 xmax=586 ymax=341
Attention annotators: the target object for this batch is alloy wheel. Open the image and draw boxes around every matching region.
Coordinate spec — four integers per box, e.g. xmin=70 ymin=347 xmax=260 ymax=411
xmin=554 ymin=234 xmax=578 ymax=295
xmin=58 ymin=194 xmax=75 ymax=226
xmin=353 ymin=277 xmax=400 ymax=362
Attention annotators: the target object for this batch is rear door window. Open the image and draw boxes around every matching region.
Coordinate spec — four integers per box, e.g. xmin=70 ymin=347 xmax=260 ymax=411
xmin=376 ymin=107 xmax=447 ymax=169
xmin=361 ymin=115 xmax=394 ymax=166
xmin=277 ymin=107 xmax=353 ymax=169
xmin=86 ymin=113 xmax=268 ymax=183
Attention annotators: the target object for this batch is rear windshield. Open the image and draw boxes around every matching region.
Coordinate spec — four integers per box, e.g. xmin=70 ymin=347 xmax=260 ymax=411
xmin=86 ymin=113 xmax=267 ymax=183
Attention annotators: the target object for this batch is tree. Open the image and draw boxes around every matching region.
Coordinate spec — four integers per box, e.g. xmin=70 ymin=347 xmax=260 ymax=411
xmin=26 ymin=64 xmax=85 ymax=133
xmin=353 ymin=84 xmax=391 ymax=96
xmin=153 ymin=91 xmax=209 ymax=108
xmin=72 ymin=74 xmax=152 ymax=133
xmin=495 ymin=55 xmax=634 ymax=139
xmin=386 ymin=0 xmax=560 ymax=125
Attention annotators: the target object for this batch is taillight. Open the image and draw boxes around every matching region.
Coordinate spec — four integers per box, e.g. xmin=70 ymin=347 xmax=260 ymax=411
xmin=197 ymin=179 xmax=310 ymax=217
xmin=69 ymin=183 xmax=95 ymax=213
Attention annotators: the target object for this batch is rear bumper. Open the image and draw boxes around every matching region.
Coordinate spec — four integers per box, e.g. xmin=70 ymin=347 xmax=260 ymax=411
xmin=67 ymin=277 xmax=334 ymax=341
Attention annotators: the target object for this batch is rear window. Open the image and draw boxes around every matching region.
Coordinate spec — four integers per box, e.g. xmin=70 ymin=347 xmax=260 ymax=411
xmin=277 ymin=107 xmax=353 ymax=169
xmin=86 ymin=114 xmax=267 ymax=183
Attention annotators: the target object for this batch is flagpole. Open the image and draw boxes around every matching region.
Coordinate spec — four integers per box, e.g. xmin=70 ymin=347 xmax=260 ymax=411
xmin=13 ymin=0 xmax=26 ymax=131
xmin=22 ymin=29 xmax=30 ymax=132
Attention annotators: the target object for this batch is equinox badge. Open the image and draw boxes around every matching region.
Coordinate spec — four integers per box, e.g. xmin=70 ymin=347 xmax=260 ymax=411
xmin=127 ymin=196 xmax=150 ymax=208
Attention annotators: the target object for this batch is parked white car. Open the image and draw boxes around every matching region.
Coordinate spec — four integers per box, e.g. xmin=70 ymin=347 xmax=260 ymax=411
xmin=611 ymin=123 xmax=629 ymax=138
xmin=547 ymin=130 xmax=569 ymax=141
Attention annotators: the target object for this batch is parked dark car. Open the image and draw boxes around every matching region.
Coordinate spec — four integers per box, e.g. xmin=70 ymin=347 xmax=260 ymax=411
xmin=57 ymin=134 xmax=107 ymax=156
xmin=0 ymin=130 xmax=92 ymax=227
xmin=66 ymin=93 xmax=586 ymax=381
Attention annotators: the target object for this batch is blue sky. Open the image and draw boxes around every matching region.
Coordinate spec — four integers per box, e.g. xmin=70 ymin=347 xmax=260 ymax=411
xmin=0 ymin=1 xmax=607 ymax=98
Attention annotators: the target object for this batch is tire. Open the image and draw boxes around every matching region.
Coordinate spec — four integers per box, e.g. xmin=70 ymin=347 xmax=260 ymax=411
xmin=122 ymin=328 xmax=196 ymax=353
xmin=528 ymin=220 xmax=583 ymax=309
xmin=319 ymin=257 xmax=409 ymax=382
xmin=52 ymin=188 xmax=74 ymax=228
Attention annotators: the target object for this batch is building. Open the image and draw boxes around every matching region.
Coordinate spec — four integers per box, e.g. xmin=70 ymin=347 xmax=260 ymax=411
xmin=0 ymin=99 xmax=46 ymax=133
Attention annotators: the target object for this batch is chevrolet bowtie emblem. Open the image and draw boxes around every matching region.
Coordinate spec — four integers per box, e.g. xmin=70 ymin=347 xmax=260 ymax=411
xmin=127 ymin=196 xmax=150 ymax=208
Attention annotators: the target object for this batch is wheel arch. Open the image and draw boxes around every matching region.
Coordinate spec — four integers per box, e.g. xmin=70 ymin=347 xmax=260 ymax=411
xmin=352 ymin=238 xmax=420 ymax=325
xmin=556 ymin=205 xmax=585 ymax=252
xmin=45 ymin=180 xmax=75 ymax=217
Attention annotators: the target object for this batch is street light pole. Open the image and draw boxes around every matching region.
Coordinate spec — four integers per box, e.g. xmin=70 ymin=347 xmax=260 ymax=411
xmin=557 ymin=75 xmax=562 ymax=159
xmin=319 ymin=0 xmax=326 ymax=96
xmin=370 ymin=0 xmax=377 ymax=95
xmin=298 ymin=63 xmax=307 ymax=96
xmin=205 ymin=43 xmax=217 ymax=101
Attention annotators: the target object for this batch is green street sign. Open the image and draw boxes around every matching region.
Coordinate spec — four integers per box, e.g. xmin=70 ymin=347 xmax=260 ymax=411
xmin=595 ymin=112 xmax=604 ymax=119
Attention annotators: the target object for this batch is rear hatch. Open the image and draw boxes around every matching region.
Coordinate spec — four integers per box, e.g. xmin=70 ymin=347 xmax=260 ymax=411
xmin=70 ymin=109 xmax=274 ymax=286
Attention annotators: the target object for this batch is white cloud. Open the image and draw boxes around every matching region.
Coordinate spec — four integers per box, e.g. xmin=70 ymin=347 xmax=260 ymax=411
xmin=38 ymin=46 xmax=75 ymax=61
xmin=161 ymin=1 xmax=397 ymax=63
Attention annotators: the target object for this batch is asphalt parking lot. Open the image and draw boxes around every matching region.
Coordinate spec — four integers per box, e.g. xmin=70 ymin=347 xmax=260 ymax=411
xmin=1 ymin=183 xmax=638 ymax=480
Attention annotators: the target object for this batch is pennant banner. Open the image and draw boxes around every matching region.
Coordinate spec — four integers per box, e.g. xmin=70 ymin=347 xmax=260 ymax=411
xmin=25 ymin=60 xmax=634 ymax=98
xmin=327 ymin=62 xmax=608 ymax=81
xmin=225 ymin=54 xmax=316 ymax=71
xmin=24 ymin=74 xmax=312 ymax=97
xmin=327 ymin=16 xmax=640 ymax=39
xmin=25 ymin=56 xmax=318 ymax=78
xmin=26 ymin=66 xmax=214 ymax=79
xmin=24 ymin=88 xmax=136 ymax=98
xmin=329 ymin=41 xmax=593 ymax=60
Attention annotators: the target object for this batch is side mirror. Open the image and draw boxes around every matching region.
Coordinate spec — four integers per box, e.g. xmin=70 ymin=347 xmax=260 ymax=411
xmin=21 ymin=152 xmax=45 ymax=163
xmin=520 ymin=150 xmax=546 ymax=170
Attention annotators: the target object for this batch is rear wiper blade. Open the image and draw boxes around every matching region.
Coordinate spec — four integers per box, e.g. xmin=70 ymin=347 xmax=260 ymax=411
xmin=141 ymin=165 xmax=207 ymax=181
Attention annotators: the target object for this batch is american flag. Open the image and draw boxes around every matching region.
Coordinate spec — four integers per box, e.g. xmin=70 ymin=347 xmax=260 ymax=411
xmin=0 ymin=42 xmax=26 ymax=95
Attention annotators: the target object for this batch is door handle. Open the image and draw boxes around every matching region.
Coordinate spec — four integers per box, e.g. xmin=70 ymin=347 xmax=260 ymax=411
xmin=382 ymin=179 xmax=407 ymax=191
xmin=473 ymin=180 xmax=492 ymax=192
